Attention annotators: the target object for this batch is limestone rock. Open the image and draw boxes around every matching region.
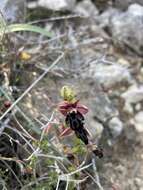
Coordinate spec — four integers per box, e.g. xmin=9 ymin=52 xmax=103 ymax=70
xmin=82 ymin=62 xmax=132 ymax=88
xmin=121 ymin=84 xmax=143 ymax=104
xmin=110 ymin=4 xmax=143 ymax=56
xmin=108 ymin=117 xmax=123 ymax=138
xmin=75 ymin=0 xmax=99 ymax=17
xmin=38 ymin=0 xmax=75 ymax=11
xmin=113 ymin=0 xmax=143 ymax=10
xmin=133 ymin=112 xmax=143 ymax=132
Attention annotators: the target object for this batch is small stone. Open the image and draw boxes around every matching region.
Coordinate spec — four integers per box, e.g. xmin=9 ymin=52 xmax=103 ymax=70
xmin=97 ymin=7 xmax=119 ymax=28
xmin=134 ymin=112 xmax=143 ymax=132
xmin=91 ymin=95 xmax=119 ymax=122
xmin=140 ymin=67 xmax=143 ymax=75
xmin=38 ymin=0 xmax=75 ymax=11
xmin=121 ymin=84 xmax=143 ymax=104
xmin=108 ymin=117 xmax=123 ymax=138
xmin=118 ymin=58 xmax=130 ymax=67
xmin=86 ymin=117 xmax=103 ymax=141
xmin=123 ymin=103 xmax=133 ymax=114
xmin=134 ymin=177 xmax=143 ymax=187
xmin=75 ymin=0 xmax=99 ymax=17
xmin=110 ymin=4 xmax=143 ymax=56
xmin=27 ymin=1 xmax=37 ymax=9
xmin=135 ymin=103 xmax=141 ymax=112
xmin=113 ymin=0 xmax=143 ymax=10
xmin=83 ymin=63 xmax=132 ymax=88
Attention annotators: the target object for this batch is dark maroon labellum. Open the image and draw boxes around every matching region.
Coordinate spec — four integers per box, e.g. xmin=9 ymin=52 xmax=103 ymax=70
xmin=65 ymin=111 xmax=89 ymax=145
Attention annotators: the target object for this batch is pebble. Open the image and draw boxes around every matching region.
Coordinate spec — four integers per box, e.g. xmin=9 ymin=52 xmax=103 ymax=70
xmin=75 ymin=0 xmax=99 ymax=17
xmin=121 ymin=84 xmax=143 ymax=104
xmin=108 ymin=117 xmax=123 ymax=138
xmin=83 ymin=63 xmax=132 ymax=88
xmin=133 ymin=112 xmax=143 ymax=132
xmin=110 ymin=4 xmax=143 ymax=56
xmin=38 ymin=0 xmax=75 ymax=11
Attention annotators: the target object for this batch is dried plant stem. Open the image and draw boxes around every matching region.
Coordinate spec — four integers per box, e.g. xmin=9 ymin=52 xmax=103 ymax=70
xmin=92 ymin=158 xmax=104 ymax=190
xmin=65 ymin=177 xmax=69 ymax=190
xmin=56 ymin=178 xmax=60 ymax=190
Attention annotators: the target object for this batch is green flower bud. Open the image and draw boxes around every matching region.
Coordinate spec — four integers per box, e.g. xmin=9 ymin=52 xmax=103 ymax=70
xmin=60 ymin=86 xmax=76 ymax=102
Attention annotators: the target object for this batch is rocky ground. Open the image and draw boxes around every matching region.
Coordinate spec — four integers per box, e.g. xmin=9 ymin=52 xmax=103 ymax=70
xmin=1 ymin=0 xmax=143 ymax=189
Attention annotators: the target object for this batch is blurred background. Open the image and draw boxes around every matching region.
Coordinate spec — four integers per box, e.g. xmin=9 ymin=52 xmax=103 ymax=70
xmin=0 ymin=0 xmax=143 ymax=189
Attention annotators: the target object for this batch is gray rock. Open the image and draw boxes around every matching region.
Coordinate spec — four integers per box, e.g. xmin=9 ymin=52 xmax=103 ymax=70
xmin=78 ymin=79 xmax=119 ymax=131
xmin=132 ymin=111 xmax=143 ymax=132
xmin=86 ymin=118 xmax=103 ymax=142
xmin=38 ymin=0 xmax=75 ymax=11
xmin=114 ymin=0 xmax=143 ymax=10
xmin=75 ymin=0 xmax=99 ymax=17
xmin=87 ymin=81 xmax=119 ymax=122
xmin=97 ymin=7 xmax=119 ymax=28
xmin=92 ymin=95 xmax=118 ymax=122
xmin=27 ymin=1 xmax=38 ymax=9
xmin=108 ymin=117 xmax=123 ymax=138
xmin=121 ymin=84 xmax=143 ymax=104
xmin=135 ymin=103 xmax=141 ymax=112
xmin=0 ymin=0 xmax=25 ymax=22
xmin=123 ymin=103 xmax=134 ymax=114
xmin=110 ymin=4 xmax=143 ymax=56
xmin=82 ymin=62 xmax=132 ymax=88
xmin=95 ymin=64 xmax=132 ymax=88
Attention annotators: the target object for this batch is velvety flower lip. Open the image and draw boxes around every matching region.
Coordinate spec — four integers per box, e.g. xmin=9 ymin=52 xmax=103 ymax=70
xmin=58 ymin=100 xmax=88 ymax=116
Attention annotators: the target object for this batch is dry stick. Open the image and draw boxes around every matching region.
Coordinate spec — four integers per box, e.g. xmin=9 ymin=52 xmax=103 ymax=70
xmin=36 ymin=153 xmax=64 ymax=161
xmin=92 ymin=158 xmax=104 ymax=190
xmin=6 ymin=125 xmax=36 ymax=151
xmin=39 ymin=112 xmax=55 ymax=142
xmin=65 ymin=176 xmax=69 ymax=190
xmin=56 ymin=178 xmax=60 ymax=190
xmin=29 ymin=14 xmax=87 ymax=24
xmin=56 ymin=164 xmax=92 ymax=190
xmin=2 ymin=132 xmax=31 ymax=154
xmin=60 ymin=163 xmax=93 ymax=179
xmin=0 ymin=53 xmax=64 ymax=121
xmin=13 ymin=116 xmax=37 ymax=141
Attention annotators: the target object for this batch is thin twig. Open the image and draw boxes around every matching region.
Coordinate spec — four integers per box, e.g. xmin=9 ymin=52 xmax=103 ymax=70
xmin=61 ymin=163 xmax=92 ymax=177
xmin=6 ymin=125 xmax=36 ymax=152
xmin=29 ymin=14 xmax=87 ymax=24
xmin=56 ymin=178 xmax=60 ymax=190
xmin=39 ymin=112 xmax=55 ymax=142
xmin=13 ymin=115 xmax=37 ymax=141
xmin=92 ymin=158 xmax=104 ymax=190
xmin=65 ymin=176 xmax=69 ymax=190
xmin=36 ymin=153 xmax=64 ymax=161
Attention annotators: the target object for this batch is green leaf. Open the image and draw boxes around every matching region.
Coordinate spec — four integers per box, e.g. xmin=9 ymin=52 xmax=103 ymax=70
xmin=0 ymin=23 xmax=53 ymax=37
